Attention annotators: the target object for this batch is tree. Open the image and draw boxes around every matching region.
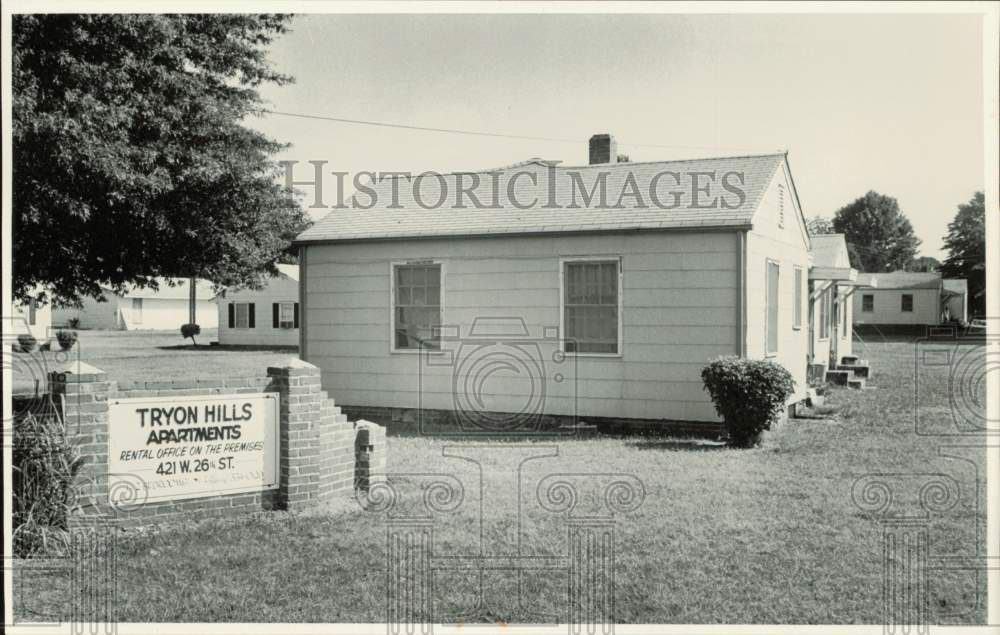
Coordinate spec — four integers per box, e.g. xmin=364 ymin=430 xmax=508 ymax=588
xmin=906 ymin=256 xmax=941 ymax=273
xmin=940 ymin=192 xmax=986 ymax=316
xmin=806 ymin=216 xmax=835 ymax=235
xmin=13 ymin=14 xmax=310 ymax=306
xmin=832 ymin=191 xmax=920 ymax=272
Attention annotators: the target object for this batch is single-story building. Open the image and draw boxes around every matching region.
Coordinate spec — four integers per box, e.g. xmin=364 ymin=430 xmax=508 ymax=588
xmin=292 ymin=134 xmax=813 ymax=429
xmin=10 ymin=294 xmax=53 ymax=341
xmin=217 ymin=264 xmax=300 ymax=347
xmin=52 ymin=278 xmax=218 ymax=331
xmin=807 ymin=234 xmax=858 ymax=373
xmin=852 ymin=271 xmax=967 ymax=328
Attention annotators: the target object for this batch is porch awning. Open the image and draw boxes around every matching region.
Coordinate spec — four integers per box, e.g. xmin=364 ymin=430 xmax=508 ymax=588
xmin=809 ymin=266 xmax=865 ymax=285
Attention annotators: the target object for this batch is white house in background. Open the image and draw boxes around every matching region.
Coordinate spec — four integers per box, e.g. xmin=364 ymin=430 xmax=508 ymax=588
xmin=853 ymin=272 xmax=965 ymax=327
xmin=942 ymin=278 xmax=968 ymax=323
xmin=217 ymin=264 xmax=299 ymax=347
xmin=11 ymin=294 xmax=53 ymax=340
xmin=293 ymin=135 xmax=813 ymax=428
xmin=52 ymin=278 xmax=217 ymax=331
xmin=807 ymin=234 xmax=858 ymax=372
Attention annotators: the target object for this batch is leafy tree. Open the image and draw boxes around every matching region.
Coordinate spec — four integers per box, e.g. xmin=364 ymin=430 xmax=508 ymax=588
xmin=906 ymin=256 xmax=941 ymax=273
xmin=832 ymin=191 xmax=920 ymax=272
xmin=806 ymin=216 xmax=835 ymax=235
xmin=13 ymin=14 xmax=309 ymax=305
xmin=941 ymin=192 xmax=986 ymax=316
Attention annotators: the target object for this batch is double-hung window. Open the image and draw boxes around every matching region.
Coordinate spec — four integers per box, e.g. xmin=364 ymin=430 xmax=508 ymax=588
xmin=393 ymin=263 xmax=442 ymax=350
xmin=901 ymin=294 xmax=914 ymax=313
xmin=862 ymin=294 xmax=874 ymax=312
xmin=766 ymin=260 xmax=780 ymax=354
xmin=562 ymin=259 xmax=620 ymax=355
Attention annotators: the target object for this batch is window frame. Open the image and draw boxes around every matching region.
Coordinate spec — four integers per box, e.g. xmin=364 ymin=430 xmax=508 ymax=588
xmin=792 ymin=266 xmax=803 ymax=330
xmin=818 ymin=286 xmax=830 ymax=340
xmin=234 ymin=302 xmax=251 ymax=329
xmin=765 ymin=259 xmax=780 ymax=356
xmin=389 ymin=260 xmax=445 ymax=354
xmin=278 ymin=302 xmax=296 ymax=329
xmin=862 ymin=294 xmax=874 ymax=313
xmin=901 ymin=293 xmax=914 ymax=313
xmin=559 ymin=256 xmax=624 ymax=358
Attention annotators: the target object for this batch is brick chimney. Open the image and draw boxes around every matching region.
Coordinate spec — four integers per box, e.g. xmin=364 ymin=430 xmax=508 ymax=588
xmin=589 ymin=134 xmax=618 ymax=165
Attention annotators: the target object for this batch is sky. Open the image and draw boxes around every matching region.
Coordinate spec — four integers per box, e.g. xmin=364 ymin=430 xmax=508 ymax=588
xmin=249 ymin=13 xmax=986 ymax=259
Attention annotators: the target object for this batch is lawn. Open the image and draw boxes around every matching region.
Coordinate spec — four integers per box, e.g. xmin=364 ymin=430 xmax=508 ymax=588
xmin=10 ymin=328 xmax=298 ymax=393
xmin=12 ymin=337 xmax=988 ymax=624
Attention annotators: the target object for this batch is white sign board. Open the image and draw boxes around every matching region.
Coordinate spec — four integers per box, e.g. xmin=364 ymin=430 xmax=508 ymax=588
xmin=108 ymin=393 xmax=280 ymax=503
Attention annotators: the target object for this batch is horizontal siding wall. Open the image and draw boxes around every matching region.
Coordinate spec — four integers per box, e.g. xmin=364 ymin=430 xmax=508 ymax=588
xmin=853 ymin=288 xmax=940 ymax=325
xmin=303 ymin=231 xmax=740 ymax=422
xmin=218 ymin=276 xmax=299 ymax=346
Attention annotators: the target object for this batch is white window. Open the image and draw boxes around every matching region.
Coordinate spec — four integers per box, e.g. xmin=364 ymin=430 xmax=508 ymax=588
xmin=235 ymin=303 xmax=250 ymax=329
xmin=766 ymin=260 xmax=779 ymax=354
xmin=279 ymin=302 xmax=295 ymax=329
xmin=132 ymin=297 xmax=143 ymax=324
xmin=392 ymin=263 xmax=442 ymax=350
xmin=793 ymin=267 xmax=803 ymax=329
xmin=562 ymin=259 xmax=621 ymax=355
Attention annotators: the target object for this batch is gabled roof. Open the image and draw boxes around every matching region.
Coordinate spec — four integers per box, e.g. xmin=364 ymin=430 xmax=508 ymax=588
xmin=809 ymin=234 xmax=851 ymax=269
xmin=295 ymin=153 xmax=787 ymax=243
xmin=856 ymin=271 xmax=942 ymax=290
xmin=943 ymin=278 xmax=967 ymax=294
xmin=276 ymin=264 xmax=299 ymax=282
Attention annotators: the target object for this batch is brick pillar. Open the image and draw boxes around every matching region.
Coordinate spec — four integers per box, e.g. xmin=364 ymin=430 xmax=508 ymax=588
xmin=50 ymin=362 xmax=115 ymax=526
xmin=353 ymin=420 xmax=386 ymax=492
xmin=267 ymin=359 xmax=322 ymax=509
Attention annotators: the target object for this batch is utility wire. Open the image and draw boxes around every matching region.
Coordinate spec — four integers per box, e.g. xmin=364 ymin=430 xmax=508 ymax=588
xmin=260 ymin=109 xmax=768 ymax=153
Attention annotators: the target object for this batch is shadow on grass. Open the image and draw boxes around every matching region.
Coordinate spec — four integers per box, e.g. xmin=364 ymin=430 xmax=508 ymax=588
xmin=625 ymin=438 xmax=728 ymax=452
xmin=156 ymin=344 xmax=298 ymax=353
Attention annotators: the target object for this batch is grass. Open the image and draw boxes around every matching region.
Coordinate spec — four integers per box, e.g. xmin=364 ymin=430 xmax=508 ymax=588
xmin=10 ymin=328 xmax=297 ymax=392
xmin=12 ymin=338 xmax=988 ymax=624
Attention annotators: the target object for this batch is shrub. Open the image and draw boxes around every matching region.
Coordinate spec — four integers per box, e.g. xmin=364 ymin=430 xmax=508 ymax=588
xmin=17 ymin=334 xmax=37 ymax=353
xmin=13 ymin=405 xmax=84 ymax=556
xmin=701 ymin=356 xmax=795 ymax=448
xmin=181 ymin=323 xmax=201 ymax=345
xmin=67 ymin=317 xmax=81 ymax=329
xmin=56 ymin=329 xmax=78 ymax=351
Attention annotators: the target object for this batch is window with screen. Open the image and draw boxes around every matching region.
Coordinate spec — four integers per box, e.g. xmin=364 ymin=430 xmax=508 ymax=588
xmin=793 ymin=267 xmax=803 ymax=329
xmin=563 ymin=260 xmax=620 ymax=354
xmin=279 ymin=302 xmax=295 ymax=329
xmin=901 ymin=294 xmax=914 ymax=312
xmin=235 ymin=303 xmax=250 ymax=328
xmin=766 ymin=261 xmax=780 ymax=354
xmin=393 ymin=263 xmax=441 ymax=350
xmin=862 ymin=294 xmax=874 ymax=312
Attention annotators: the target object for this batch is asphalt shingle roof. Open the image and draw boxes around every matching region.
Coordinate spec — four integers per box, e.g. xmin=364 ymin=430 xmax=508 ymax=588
xmin=809 ymin=234 xmax=850 ymax=268
xmin=856 ymin=271 xmax=942 ymax=290
xmin=295 ymin=153 xmax=786 ymax=243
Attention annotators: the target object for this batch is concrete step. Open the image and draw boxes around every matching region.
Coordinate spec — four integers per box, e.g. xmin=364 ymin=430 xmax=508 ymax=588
xmin=825 ymin=369 xmax=851 ymax=386
xmin=847 ymin=377 xmax=866 ymax=390
xmin=840 ymin=355 xmax=861 ymax=366
xmin=837 ymin=364 xmax=870 ymax=379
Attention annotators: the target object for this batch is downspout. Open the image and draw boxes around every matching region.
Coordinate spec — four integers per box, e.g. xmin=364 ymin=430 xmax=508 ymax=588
xmin=737 ymin=230 xmax=748 ymax=357
xmin=298 ymin=245 xmax=307 ymax=361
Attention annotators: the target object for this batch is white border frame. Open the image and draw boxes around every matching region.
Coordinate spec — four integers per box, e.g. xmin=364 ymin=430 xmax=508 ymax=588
xmin=558 ymin=255 xmax=624 ymax=358
xmin=388 ymin=258 xmax=445 ymax=354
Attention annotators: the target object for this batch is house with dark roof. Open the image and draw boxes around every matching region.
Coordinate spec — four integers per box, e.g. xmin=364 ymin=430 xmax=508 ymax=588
xmin=293 ymin=134 xmax=813 ymax=430
xmin=52 ymin=278 xmax=217 ymax=331
xmin=217 ymin=264 xmax=300 ymax=347
xmin=853 ymin=271 xmax=968 ymax=328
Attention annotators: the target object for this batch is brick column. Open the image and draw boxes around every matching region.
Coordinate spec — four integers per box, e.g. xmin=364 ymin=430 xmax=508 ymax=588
xmin=267 ymin=359 xmax=322 ymax=509
xmin=50 ymin=362 xmax=115 ymax=526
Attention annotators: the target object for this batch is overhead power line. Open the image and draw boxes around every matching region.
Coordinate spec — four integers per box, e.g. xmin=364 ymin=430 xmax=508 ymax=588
xmin=260 ymin=109 xmax=768 ymax=153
